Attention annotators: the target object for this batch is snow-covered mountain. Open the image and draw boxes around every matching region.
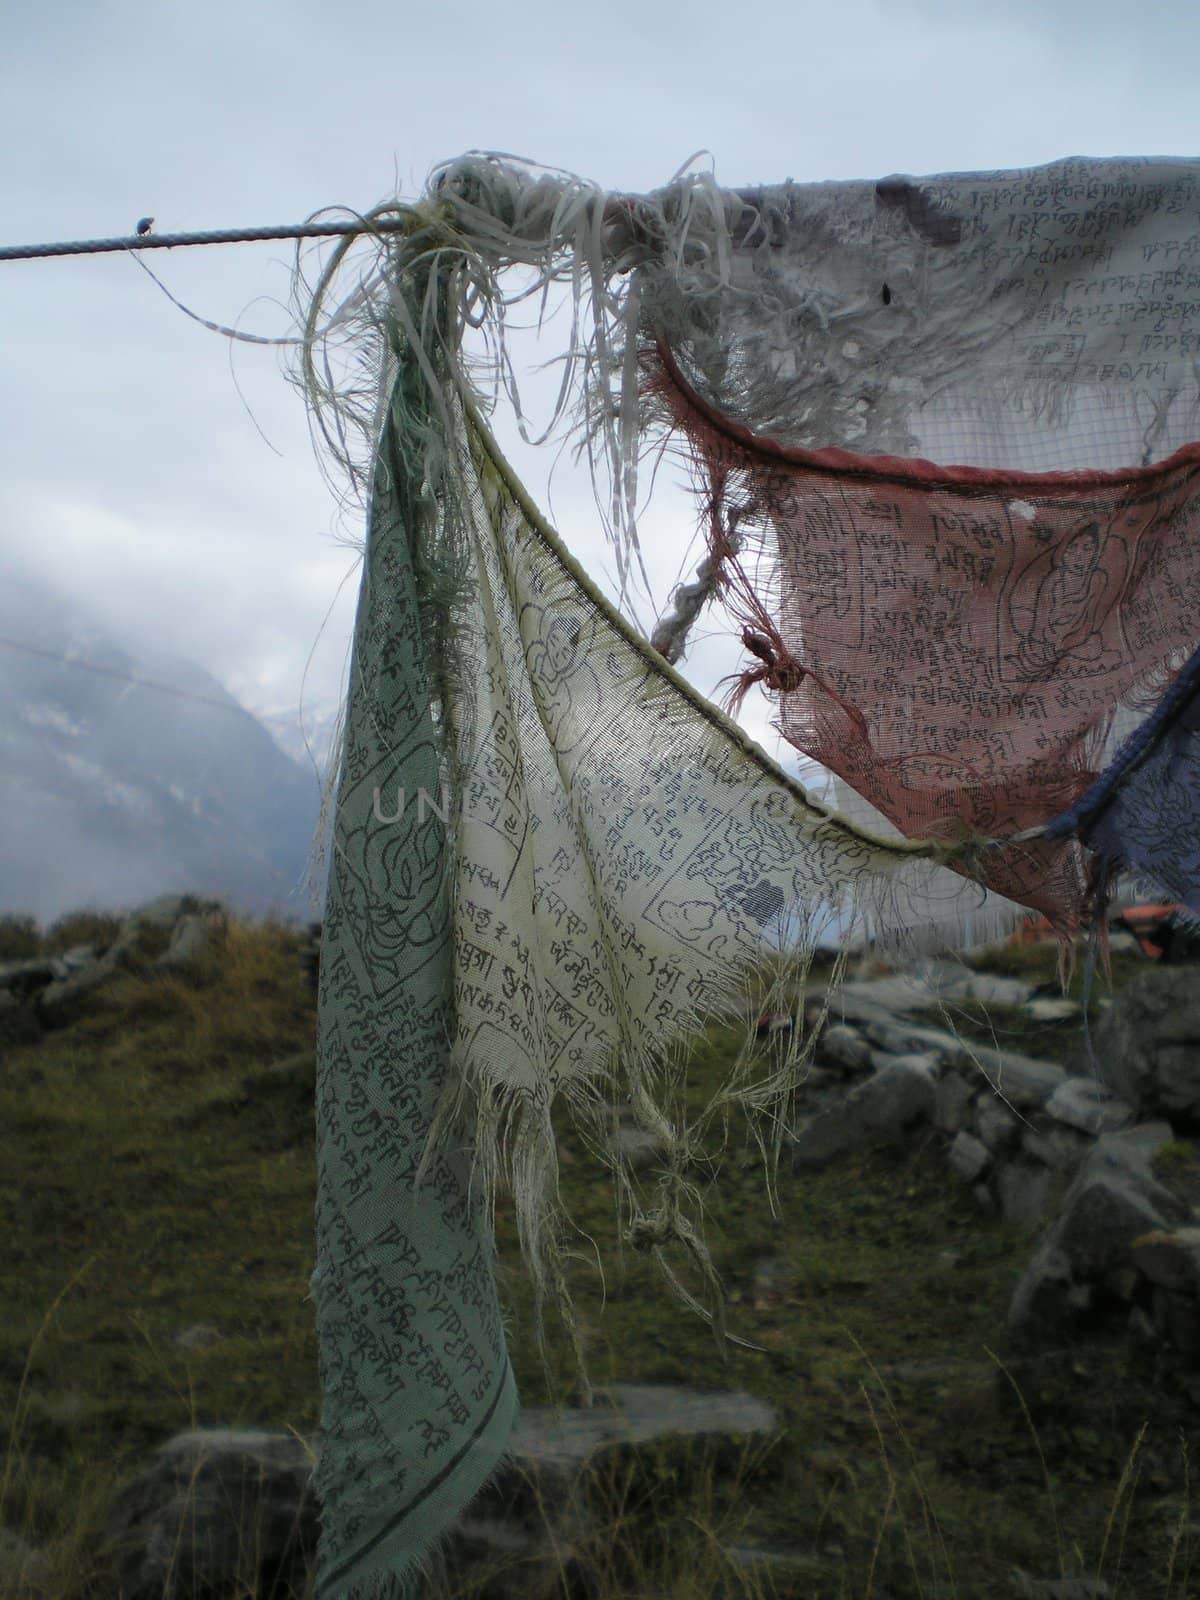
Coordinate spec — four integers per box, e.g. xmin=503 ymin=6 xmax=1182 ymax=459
xmin=258 ymin=703 xmax=342 ymax=777
xmin=0 ymin=573 xmax=323 ymax=924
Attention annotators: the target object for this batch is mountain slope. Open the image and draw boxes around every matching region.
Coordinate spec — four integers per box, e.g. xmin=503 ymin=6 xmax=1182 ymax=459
xmin=0 ymin=572 xmax=322 ymax=922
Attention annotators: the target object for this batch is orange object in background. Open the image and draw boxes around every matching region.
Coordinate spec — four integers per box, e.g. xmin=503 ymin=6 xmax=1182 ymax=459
xmin=1009 ymin=903 xmax=1184 ymax=959
xmin=1113 ymin=903 xmax=1182 ymax=959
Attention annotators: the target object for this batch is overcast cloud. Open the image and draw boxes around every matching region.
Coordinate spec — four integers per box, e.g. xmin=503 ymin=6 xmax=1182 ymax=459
xmin=2 ymin=0 xmax=1198 ymax=761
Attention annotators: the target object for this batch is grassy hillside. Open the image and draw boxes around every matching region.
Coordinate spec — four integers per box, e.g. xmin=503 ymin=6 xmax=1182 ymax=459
xmin=0 ymin=920 xmax=1197 ymax=1598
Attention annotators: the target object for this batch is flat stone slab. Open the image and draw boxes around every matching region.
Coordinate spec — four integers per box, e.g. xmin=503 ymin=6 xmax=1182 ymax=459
xmin=834 ymin=962 xmax=1035 ymax=1015
xmin=960 ymin=1045 xmax=1066 ymax=1109
xmin=502 ymin=1384 xmax=780 ymax=1483
xmin=1090 ymin=1119 xmax=1176 ymax=1175
xmin=1044 ymin=1077 xmax=1136 ymax=1137
xmin=1024 ymin=997 xmax=1082 ymax=1023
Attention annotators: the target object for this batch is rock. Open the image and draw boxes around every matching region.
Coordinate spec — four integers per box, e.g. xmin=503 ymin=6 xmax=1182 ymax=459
xmin=995 ymin=1159 xmax=1060 ymax=1233
xmin=444 ymin=1384 xmax=781 ymax=1596
xmin=868 ymin=1016 xmax=963 ymax=1062
xmin=1019 ymin=1115 xmax=1092 ymax=1174
xmin=948 ymin=1131 xmax=991 ymax=1184
xmin=928 ymin=964 xmax=1034 ymax=1008
xmin=818 ymin=1023 xmax=872 ymax=1073
xmin=101 ymin=1428 xmax=317 ymax=1600
xmin=815 ymin=988 xmax=908 ymax=1034
xmin=791 ymin=1057 xmax=935 ymax=1172
xmin=1055 ymin=1160 xmax=1187 ymax=1281
xmin=830 ymin=974 xmax=941 ymax=1014
xmin=37 ymin=952 xmax=121 ymax=1021
xmin=57 ymin=943 xmax=98 ymax=970
xmin=172 ymin=1323 xmax=224 ymax=1352
xmin=0 ymin=956 xmax=63 ymax=999
xmin=961 ymin=1044 xmax=1066 ymax=1109
xmin=790 ymin=1109 xmax=861 ymax=1172
xmin=934 ymin=1071 xmax=974 ymax=1135
xmin=1090 ymin=1119 xmax=1177 ymax=1177
xmin=835 ymin=961 xmax=1034 ymax=1014
xmin=1008 ymin=1244 xmax=1076 ymax=1332
xmin=868 ymin=1047 xmax=943 ymax=1079
xmin=1023 ymin=997 xmax=1082 ymax=1024
xmin=1044 ymin=1077 xmax=1135 ymax=1137
xmin=155 ymin=911 xmax=226 ymax=975
xmin=1131 ymin=1228 xmax=1200 ymax=1293
xmin=975 ymin=1095 xmax=1021 ymax=1152
xmin=101 ymin=1389 xmax=779 ymax=1600
xmin=1088 ymin=966 xmax=1200 ymax=1119
xmin=1009 ymin=1140 xmax=1190 ymax=1332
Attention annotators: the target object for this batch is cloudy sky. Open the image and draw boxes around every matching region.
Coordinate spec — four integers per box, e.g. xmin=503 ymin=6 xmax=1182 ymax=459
xmin=2 ymin=0 xmax=1197 ymax=765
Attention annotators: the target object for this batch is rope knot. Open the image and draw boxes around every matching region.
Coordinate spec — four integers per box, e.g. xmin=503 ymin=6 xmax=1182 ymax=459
xmin=740 ymin=629 xmax=806 ymax=694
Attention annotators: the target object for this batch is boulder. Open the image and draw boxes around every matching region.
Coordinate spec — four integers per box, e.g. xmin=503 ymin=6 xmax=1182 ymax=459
xmin=995 ymin=1158 xmax=1061 ymax=1233
xmin=1043 ymin=1077 xmax=1135 ymax=1138
xmin=791 ymin=1057 xmax=935 ymax=1172
xmin=1089 ymin=1119 xmax=1177 ymax=1178
xmin=437 ymin=1384 xmax=780 ymax=1598
xmin=1019 ymin=1115 xmax=1093 ymax=1174
xmin=975 ymin=1095 xmax=1021 ymax=1153
xmin=37 ymin=952 xmax=121 ymax=1021
xmin=948 ymin=1131 xmax=991 ymax=1184
xmin=101 ymin=1428 xmax=318 ymax=1600
xmin=867 ymin=1018 xmax=961 ymax=1062
xmin=1053 ymin=1162 xmax=1183 ymax=1281
xmin=1087 ymin=966 xmax=1200 ymax=1120
xmin=818 ymin=1023 xmax=873 ymax=1073
xmin=155 ymin=910 xmax=227 ymax=975
xmin=101 ymin=1389 xmax=779 ymax=1600
xmin=0 ymin=956 xmax=64 ymax=999
xmin=934 ymin=1071 xmax=974 ymax=1135
xmin=1009 ymin=1140 xmax=1190 ymax=1333
xmin=961 ymin=1045 xmax=1066 ymax=1110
